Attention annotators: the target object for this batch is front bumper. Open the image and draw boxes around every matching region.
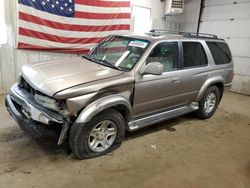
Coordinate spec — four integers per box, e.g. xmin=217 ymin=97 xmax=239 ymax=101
xmin=5 ymin=84 xmax=63 ymax=136
xmin=5 ymin=95 xmax=40 ymax=136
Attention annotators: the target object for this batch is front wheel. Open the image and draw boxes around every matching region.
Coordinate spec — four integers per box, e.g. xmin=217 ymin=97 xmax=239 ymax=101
xmin=69 ymin=109 xmax=125 ymax=159
xmin=196 ymin=86 xmax=220 ymax=119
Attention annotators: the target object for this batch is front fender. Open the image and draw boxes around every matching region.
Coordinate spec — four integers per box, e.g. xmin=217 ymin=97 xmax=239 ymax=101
xmin=76 ymin=95 xmax=133 ymax=123
xmin=196 ymin=76 xmax=225 ymax=102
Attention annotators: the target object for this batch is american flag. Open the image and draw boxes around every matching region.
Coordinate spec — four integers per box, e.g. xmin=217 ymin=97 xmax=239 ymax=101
xmin=17 ymin=0 xmax=131 ymax=53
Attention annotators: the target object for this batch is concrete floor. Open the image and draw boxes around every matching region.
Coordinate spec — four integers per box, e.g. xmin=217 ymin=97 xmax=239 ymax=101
xmin=0 ymin=92 xmax=250 ymax=188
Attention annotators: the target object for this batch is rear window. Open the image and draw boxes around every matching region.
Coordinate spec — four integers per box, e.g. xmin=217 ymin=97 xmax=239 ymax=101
xmin=183 ymin=42 xmax=207 ymax=68
xmin=206 ymin=42 xmax=232 ymax=65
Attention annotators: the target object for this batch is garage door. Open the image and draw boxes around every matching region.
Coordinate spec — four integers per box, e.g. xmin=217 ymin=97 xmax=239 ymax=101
xmin=199 ymin=0 xmax=250 ymax=95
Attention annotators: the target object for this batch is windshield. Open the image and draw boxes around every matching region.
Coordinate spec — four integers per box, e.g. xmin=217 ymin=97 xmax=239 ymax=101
xmin=87 ymin=36 xmax=150 ymax=71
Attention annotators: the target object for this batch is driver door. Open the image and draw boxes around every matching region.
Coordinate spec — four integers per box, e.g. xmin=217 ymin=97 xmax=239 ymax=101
xmin=133 ymin=42 xmax=186 ymax=117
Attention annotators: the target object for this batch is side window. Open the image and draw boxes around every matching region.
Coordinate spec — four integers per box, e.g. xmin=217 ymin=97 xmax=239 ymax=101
xmin=206 ymin=42 xmax=232 ymax=65
xmin=146 ymin=42 xmax=179 ymax=72
xmin=183 ymin=42 xmax=207 ymax=68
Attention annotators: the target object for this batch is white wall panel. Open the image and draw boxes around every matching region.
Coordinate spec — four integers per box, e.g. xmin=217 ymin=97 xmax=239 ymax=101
xmin=226 ymin=38 xmax=250 ymax=58
xmin=130 ymin=0 xmax=164 ymax=19
xmin=0 ymin=48 xmax=17 ymax=94
xmin=200 ymin=20 xmax=250 ymax=38
xmin=202 ymin=3 xmax=250 ymax=21
xmin=200 ymin=0 xmax=250 ymax=94
xmin=233 ymin=57 xmax=250 ymax=76
xmin=205 ymin=0 xmax=250 ymax=7
xmin=0 ymin=63 xmax=3 ymax=94
xmin=231 ymin=74 xmax=250 ymax=95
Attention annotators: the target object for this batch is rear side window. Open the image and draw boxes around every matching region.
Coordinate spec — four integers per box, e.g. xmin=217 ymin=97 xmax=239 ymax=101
xmin=206 ymin=42 xmax=232 ymax=65
xmin=183 ymin=42 xmax=207 ymax=68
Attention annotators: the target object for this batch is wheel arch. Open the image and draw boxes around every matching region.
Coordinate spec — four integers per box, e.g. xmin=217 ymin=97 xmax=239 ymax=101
xmin=196 ymin=77 xmax=225 ymax=102
xmin=76 ymin=94 xmax=133 ymax=124
xmin=211 ymin=82 xmax=224 ymax=103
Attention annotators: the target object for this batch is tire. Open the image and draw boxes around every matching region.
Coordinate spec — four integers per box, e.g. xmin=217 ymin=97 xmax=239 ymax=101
xmin=196 ymin=86 xmax=220 ymax=119
xmin=69 ymin=109 xmax=125 ymax=159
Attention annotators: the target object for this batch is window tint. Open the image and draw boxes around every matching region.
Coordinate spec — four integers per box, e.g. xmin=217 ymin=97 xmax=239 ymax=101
xmin=183 ymin=42 xmax=207 ymax=68
xmin=146 ymin=42 xmax=179 ymax=72
xmin=207 ymin=42 xmax=232 ymax=65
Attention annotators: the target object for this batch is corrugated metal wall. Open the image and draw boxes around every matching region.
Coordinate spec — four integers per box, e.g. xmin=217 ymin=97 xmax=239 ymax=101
xmin=200 ymin=0 xmax=250 ymax=95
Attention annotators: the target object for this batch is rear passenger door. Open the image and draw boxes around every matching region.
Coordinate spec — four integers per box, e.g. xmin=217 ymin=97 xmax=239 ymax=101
xmin=179 ymin=41 xmax=210 ymax=103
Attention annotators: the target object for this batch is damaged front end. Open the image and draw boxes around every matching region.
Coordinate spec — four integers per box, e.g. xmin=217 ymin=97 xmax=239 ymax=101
xmin=5 ymin=79 xmax=72 ymax=145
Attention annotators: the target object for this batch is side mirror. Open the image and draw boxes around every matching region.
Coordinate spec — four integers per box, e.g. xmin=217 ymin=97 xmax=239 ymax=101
xmin=141 ymin=62 xmax=163 ymax=76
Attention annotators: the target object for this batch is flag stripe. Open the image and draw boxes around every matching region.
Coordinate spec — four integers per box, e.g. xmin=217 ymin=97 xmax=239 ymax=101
xmin=18 ymin=42 xmax=90 ymax=53
xmin=19 ymin=12 xmax=130 ymax=32
xmin=75 ymin=11 xmax=130 ymax=19
xmin=18 ymin=35 xmax=97 ymax=48
xmin=19 ymin=20 xmax=129 ymax=38
xmin=18 ymin=42 xmax=128 ymax=54
xmin=19 ymin=27 xmax=106 ymax=44
xmin=75 ymin=0 xmax=130 ymax=7
xmin=75 ymin=4 xmax=130 ymax=13
xmin=19 ymin=5 xmax=131 ymax=26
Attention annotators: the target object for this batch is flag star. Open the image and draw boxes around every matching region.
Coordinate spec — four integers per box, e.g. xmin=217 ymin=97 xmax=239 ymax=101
xmin=69 ymin=0 xmax=72 ymax=2
xmin=51 ymin=4 xmax=55 ymax=8
xmin=60 ymin=6 xmax=64 ymax=10
xmin=42 ymin=1 xmax=45 ymax=5
xmin=69 ymin=8 xmax=72 ymax=11
xmin=47 ymin=0 xmax=50 ymax=2
xmin=56 ymin=1 xmax=59 ymax=4
xmin=65 ymin=3 xmax=68 ymax=6
xmin=32 ymin=0 xmax=35 ymax=2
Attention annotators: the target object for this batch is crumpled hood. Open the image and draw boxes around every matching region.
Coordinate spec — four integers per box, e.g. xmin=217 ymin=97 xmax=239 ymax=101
xmin=21 ymin=57 xmax=123 ymax=97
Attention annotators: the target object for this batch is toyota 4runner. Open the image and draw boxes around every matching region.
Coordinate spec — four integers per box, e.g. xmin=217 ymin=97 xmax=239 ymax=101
xmin=5 ymin=31 xmax=234 ymax=159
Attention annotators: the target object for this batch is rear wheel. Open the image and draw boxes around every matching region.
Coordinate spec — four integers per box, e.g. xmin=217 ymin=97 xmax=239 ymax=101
xmin=69 ymin=109 xmax=125 ymax=159
xmin=196 ymin=86 xmax=220 ymax=119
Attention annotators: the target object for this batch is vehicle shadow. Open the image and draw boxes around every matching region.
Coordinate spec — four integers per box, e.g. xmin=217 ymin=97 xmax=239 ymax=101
xmin=32 ymin=114 xmax=197 ymax=157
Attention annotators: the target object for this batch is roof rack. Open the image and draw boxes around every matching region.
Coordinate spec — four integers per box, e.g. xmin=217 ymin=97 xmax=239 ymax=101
xmin=148 ymin=29 xmax=184 ymax=36
xmin=183 ymin=32 xmax=218 ymax=39
xmin=147 ymin=29 xmax=221 ymax=40
xmin=146 ymin=29 xmax=223 ymax=40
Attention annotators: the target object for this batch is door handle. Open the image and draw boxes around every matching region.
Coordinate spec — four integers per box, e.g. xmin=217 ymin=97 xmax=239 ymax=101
xmin=171 ymin=77 xmax=179 ymax=82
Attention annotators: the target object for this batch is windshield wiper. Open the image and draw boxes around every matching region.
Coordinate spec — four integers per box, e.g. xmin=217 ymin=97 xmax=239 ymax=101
xmin=98 ymin=59 xmax=123 ymax=71
xmin=82 ymin=55 xmax=96 ymax=62
xmin=83 ymin=55 xmax=123 ymax=71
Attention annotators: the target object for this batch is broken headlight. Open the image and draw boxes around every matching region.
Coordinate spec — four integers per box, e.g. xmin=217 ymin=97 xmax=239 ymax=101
xmin=34 ymin=94 xmax=59 ymax=111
